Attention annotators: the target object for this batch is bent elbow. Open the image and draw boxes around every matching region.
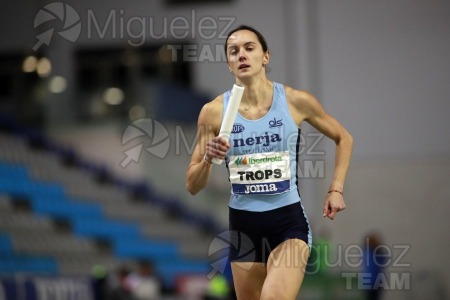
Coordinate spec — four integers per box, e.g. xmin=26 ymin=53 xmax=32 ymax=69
xmin=346 ymin=131 xmax=354 ymax=146
xmin=186 ymin=186 xmax=196 ymax=196
xmin=186 ymin=181 xmax=199 ymax=196
xmin=337 ymin=129 xmax=353 ymax=147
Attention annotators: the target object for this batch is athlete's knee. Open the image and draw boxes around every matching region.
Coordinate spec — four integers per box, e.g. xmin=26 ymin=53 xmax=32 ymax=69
xmin=260 ymin=294 xmax=277 ymax=300
xmin=260 ymin=287 xmax=295 ymax=300
xmin=260 ymin=293 xmax=294 ymax=300
xmin=236 ymin=289 xmax=261 ymax=300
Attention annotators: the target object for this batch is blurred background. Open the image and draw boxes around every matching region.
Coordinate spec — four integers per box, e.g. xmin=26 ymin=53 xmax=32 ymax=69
xmin=0 ymin=0 xmax=449 ymax=299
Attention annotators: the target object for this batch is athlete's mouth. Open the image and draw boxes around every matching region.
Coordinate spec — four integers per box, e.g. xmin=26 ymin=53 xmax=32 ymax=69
xmin=239 ymin=64 xmax=250 ymax=70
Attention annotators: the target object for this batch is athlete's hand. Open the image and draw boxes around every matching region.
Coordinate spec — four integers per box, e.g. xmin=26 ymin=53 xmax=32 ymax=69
xmin=322 ymin=192 xmax=346 ymax=220
xmin=205 ymin=136 xmax=230 ymax=162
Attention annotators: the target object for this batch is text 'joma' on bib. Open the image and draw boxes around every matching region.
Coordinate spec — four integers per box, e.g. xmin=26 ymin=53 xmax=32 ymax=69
xmin=228 ymin=151 xmax=291 ymax=195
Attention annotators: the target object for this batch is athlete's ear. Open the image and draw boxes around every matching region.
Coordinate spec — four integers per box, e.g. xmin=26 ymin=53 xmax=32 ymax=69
xmin=263 ymin=50 xmax=270 ymax=66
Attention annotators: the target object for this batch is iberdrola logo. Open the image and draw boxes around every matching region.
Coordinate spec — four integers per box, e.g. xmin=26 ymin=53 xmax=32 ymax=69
xmin=235 ymin=157 xmax=248 ymax=166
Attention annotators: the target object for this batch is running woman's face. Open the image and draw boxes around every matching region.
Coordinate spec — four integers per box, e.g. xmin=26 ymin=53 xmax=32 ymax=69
xmin=226 ymin=30 xmax=269 ymax=78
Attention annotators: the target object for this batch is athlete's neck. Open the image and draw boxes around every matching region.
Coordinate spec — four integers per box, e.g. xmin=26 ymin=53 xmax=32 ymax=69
xmin=238 ymin=78 xmax=273 ymax=107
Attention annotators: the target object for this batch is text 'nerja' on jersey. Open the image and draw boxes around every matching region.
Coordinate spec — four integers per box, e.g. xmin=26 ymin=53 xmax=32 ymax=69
xmin=223 ymin=82 xmax=303 ymax=212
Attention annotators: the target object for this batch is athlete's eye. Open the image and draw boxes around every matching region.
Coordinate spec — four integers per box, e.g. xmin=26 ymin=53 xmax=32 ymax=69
xmin=229 ymin=48 xmax=238 ymax=55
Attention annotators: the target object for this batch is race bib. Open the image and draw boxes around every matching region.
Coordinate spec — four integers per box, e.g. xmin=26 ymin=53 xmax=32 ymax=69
xmin=228 ymin=151 xmax=291 ymax=195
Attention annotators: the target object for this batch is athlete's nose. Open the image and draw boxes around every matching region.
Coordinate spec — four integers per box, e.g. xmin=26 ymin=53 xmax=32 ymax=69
xmin=238 ymin=49 xmax=247 ymax=62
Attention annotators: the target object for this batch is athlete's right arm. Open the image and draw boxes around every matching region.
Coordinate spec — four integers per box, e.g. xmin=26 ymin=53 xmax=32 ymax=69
xmin=186 ymin=97 xmax=229 ymax=195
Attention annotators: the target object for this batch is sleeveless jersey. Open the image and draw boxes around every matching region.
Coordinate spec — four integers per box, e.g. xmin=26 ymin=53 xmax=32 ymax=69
xmin=224 ymin=82 xmax=303 ymax=212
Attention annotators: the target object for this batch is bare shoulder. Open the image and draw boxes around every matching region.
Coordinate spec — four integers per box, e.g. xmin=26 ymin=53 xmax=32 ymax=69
xmin=200 ymin=94 xmax=223 ymax=121
xmin=284 ymin=85 xmax=318 ymax=108
xmin=284 ymin=85 xmax=321 ymax=122
xmin=202 ymin=94 xmax=223 ymax=116
xmin=198 ymin=94 xmax=224 ymax=133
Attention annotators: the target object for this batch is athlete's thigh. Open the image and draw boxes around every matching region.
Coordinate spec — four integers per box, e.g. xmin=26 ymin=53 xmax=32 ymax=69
xmin=261 ymin=239 xmax=310 ymax=300
xmin=231 ymin=262 xmax=266 ymax=300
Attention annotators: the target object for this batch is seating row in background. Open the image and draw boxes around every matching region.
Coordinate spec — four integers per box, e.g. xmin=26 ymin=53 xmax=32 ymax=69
xmin=0 ymin=113 xmax=221 ymax=289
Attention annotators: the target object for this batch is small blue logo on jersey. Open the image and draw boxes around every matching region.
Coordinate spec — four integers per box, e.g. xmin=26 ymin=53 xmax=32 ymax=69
xmin=232 ymin=124 xmax=245 ymax=133
xmin=269 ymin=118 xmax=283 ymax=128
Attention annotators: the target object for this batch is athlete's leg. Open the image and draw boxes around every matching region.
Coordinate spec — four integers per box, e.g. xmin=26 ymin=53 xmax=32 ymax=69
xmin=260 ymin=239 xmax=310 ymax=300
xmin=231 ymin=262 xmax=266 ymax=300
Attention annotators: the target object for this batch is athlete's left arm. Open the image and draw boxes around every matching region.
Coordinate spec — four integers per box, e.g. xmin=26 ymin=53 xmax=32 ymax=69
xmin=287 ymin=88 xmax=354 ymax=220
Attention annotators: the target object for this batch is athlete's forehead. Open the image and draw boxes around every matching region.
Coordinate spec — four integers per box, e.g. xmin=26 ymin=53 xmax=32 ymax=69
xmin=227 ymin=30 xmax=259 ymax=49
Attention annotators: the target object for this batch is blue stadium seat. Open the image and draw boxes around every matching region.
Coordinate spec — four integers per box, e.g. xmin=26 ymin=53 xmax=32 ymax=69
xmin=0 ymin=162 xmax=29 ymax=180
xmin=30 ymin=196 xmax=103 ymax=219
xmin=114 ymin=238 xmax=179 ymax=261
xmin=71 ymin=217 xmax=141 ymax=240
xmin=0 ymin=254 xmax=58 ymax=274
xmin=0 ymin=234 xmax=13 ymax=254
xmin=0 ymin=178 xmax=64 ymax=199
